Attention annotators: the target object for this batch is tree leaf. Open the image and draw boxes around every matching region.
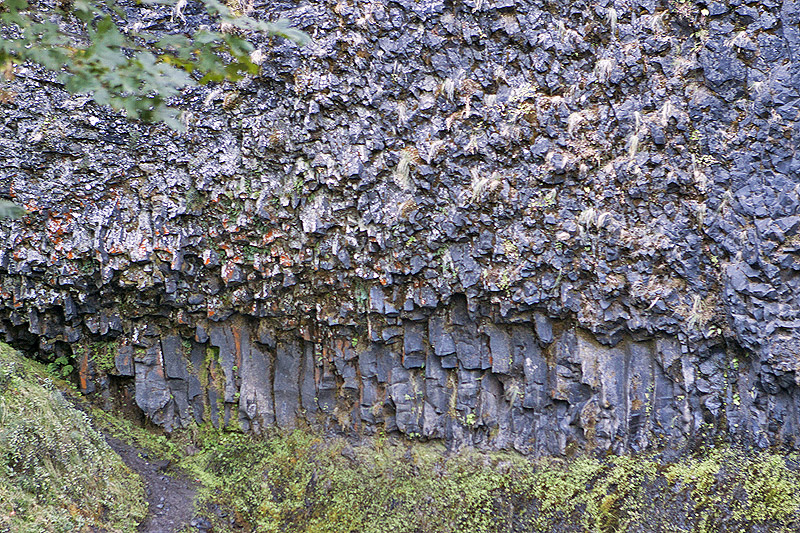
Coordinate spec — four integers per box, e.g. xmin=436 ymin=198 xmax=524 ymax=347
xmin=263 ymin=20 xmax=311 ymax=45
xmin=0 ymin=199 xmax=27 ymax=219
xmin=1 ymin=0 xmax=310 ymax=130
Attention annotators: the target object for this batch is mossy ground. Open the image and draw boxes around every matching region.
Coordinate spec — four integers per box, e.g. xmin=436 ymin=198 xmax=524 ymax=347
xmin=4 ymin=340 xmax=800 ymax=532
xmin=96 ymin=414 xmax=800 ymax=533
xmin=0 ymin=343 xmax=147 ymax=532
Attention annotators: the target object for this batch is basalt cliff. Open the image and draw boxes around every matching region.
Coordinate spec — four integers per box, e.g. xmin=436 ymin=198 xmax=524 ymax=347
xmin=1 ymin=0 xmax=799 ymax=456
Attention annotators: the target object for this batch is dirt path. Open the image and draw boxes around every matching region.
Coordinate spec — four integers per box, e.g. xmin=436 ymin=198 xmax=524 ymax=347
xmin=104 ymin=436 xmax=204 ymax=533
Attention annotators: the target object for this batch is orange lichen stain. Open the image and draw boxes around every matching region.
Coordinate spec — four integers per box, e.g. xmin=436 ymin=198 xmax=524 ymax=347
xmin=222 ymin=263 xmax=240 ymax=283
xmin=262 ymin=229 xmax=282 ymax=245
xmin=46 ymin=216 xmax=68 ymax=238
xmin=79 ymin=351 xmax=89 ymax=391
xmin=279 ymin=254 xmax=292 ymax=267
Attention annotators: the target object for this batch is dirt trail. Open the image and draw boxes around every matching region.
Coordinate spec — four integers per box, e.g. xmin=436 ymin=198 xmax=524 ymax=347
xmin=104 ymin=436 xmax=202 ymax=533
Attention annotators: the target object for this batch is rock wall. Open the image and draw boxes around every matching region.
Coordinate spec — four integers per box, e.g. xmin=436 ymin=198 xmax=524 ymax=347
xmin=1 ymin=0 xmax=799 ymax=454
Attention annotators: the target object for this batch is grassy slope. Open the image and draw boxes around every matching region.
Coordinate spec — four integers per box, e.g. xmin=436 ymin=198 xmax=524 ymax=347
xmin=4 ymin=338 xmax=800 ymax=533
xmin=0 ymin=343 xmax=147 ymax=532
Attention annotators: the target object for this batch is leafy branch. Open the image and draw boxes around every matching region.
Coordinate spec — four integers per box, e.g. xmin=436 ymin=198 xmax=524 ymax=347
xmin=0 ymin=0 xmax=309 ymax=218
xmin=0 ymin=0 xmax=310 ymax=128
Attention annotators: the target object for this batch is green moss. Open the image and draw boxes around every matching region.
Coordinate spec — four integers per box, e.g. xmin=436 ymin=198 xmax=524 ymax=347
xmin=165 ymin=433 xmax=800 ymax=533
xmin=91 ymin=341 xmax=118 ymax=373
xmin=69 ymin=341 xmax=118 ymax=374
xmin=68 ymin=402 xmax=800 ymax=533
xmin=665 ymin=446 xmax=800 ymax=533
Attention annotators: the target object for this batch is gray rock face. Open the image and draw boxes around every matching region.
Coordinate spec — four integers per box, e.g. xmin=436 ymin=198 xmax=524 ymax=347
xmin=1 ymin=0 xmax=800 ymax=454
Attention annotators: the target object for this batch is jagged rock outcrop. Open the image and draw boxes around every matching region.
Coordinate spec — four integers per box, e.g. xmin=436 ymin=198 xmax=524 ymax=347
xmin=1 ymin=0 xmax=799 ymax=454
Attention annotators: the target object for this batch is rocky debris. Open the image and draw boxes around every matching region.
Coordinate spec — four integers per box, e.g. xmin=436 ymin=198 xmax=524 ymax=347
xmin=1 ymin=0 xmax=800 ymax=454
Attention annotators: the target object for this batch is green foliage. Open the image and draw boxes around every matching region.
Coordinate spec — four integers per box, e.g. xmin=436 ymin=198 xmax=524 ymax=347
xmin=89 ymin=422 xmax=800 ymax=533
xmin=88 ymin=405 xmax=181 ymax=461
xmin=9 ymin=337 xmax=800 ymax=533
xmin=88 ymin=341 xmax=118 ymax=373
xmin=0 ymin=199 xmax=26 ymax=219
xmin=0 ymin=0 xmax=309 ymax=128
xmin=464 ymin=412 xmax=477 ymax=426
xmin=664 ymin=447 xmax=800 ymax=533
xmin=45 ymin=355 xmax=74 ymax=378
xmin=0 ymin=0 xmax=310 ymax=219
xmin=0 ymin=343 xmax=146 ymax=532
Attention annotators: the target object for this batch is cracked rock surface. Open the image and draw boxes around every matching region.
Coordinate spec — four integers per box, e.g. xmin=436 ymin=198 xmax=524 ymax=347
xmin=1 ymin=0 xmax=800 ymax=454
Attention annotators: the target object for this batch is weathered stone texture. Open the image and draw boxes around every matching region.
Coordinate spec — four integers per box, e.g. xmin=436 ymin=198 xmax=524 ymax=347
xmin=1 ymin=0 xmax=800 ymax=454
